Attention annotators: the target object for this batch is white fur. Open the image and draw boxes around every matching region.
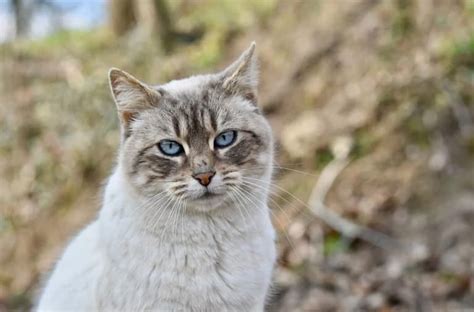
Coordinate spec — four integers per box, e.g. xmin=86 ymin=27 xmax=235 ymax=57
xmin=37 ymin=165 xmax=276 ymax=311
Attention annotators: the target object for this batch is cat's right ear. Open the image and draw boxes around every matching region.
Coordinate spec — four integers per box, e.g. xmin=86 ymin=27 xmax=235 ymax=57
xmin=108 ymin=68 xmax=162 ymax=128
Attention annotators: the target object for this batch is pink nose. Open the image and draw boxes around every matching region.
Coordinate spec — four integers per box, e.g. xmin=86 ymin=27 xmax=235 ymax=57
xmin=192 ymin=171 xmax=215 ymax=186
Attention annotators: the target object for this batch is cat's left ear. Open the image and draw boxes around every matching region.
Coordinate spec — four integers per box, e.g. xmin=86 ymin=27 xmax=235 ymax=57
xmin=220 ymin=42 xmax=258 ymax=103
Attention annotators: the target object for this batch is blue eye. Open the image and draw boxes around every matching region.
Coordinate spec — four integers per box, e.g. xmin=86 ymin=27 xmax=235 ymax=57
xmin=158 ymin=140 xmax=184 ymax=156
xmin=214 ymin=130 xmax=237 ymax=148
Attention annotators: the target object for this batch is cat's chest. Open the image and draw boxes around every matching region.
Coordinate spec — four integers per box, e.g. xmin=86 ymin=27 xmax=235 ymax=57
xmin=99 ymin=219 xmax=274 ymax=311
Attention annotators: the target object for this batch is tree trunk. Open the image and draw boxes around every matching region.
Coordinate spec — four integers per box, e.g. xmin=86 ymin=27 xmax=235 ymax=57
xmin=134 ymin=0 xmax=175 ymax=52
xmin=11 ymin=0 xmax=31 ymax=38
xmin=154 ymin=0 xmax=174 ymax=52
xmin=109 ymin=0 xmax=137 ymax=36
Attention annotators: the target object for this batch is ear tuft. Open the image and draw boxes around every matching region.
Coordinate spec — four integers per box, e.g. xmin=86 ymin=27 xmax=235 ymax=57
xmin=108 ymin=68 xmax=162 ymax=130
xmin=221 ymin=42 xmax=258 ymax=102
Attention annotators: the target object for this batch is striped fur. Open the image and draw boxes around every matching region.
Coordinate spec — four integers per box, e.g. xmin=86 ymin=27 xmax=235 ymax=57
xmin=112 ymin=43 xmax=273 ymax=211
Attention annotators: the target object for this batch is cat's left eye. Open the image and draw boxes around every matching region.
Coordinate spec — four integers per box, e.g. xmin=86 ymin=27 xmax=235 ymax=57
xmin=214 ymin=130 xmax=237 ymax=149
xmin=158 ymin=140 xmax=184 ymax=156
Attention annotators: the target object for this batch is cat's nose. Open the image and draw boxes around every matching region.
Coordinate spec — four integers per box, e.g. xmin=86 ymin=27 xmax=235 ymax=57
xmin=192 ymin=171 xmax=215 ymax=187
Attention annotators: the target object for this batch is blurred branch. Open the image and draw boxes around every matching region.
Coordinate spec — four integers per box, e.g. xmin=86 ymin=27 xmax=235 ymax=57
xmin=307 ymin=141 xmax=402 ymax=251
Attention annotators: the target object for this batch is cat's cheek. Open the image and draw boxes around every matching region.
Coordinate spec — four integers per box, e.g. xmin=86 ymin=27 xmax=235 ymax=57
xmin=255 ymin=152 xmax=271 ymax=167
xmin=133 ymin=174 xmax=149 ymax=188
xmin=129 ymin=174 xmax=163 ymax=196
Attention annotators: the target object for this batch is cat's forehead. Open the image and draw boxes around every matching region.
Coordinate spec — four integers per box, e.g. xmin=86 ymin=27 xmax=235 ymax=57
xmin=138 ymin=82 xmax=222 ymax=138
xmin=159 ymin=74 xmax=215 ymax=92
xmin=154 ymin=75 xmax=216 ymax=109
xmin=137 ymin=74 xmax=259 ymax=141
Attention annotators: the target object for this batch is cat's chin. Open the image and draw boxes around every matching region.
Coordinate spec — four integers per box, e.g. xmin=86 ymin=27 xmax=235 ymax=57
xmin=187 ymin=193 xmax=228 ymax=212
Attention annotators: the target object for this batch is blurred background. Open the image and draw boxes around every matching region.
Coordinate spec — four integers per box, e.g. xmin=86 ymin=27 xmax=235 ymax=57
xmin=1 ymin=0 xmax=473 ymax=311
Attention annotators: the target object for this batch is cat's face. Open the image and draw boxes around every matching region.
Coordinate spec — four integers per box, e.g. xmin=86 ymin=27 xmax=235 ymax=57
xmin=109 ymin=43 xmax=273 ymax=212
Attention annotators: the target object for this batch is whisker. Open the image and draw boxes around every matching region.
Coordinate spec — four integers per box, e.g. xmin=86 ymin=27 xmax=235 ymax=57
xmin=243 ymin=176 xmax=308 ymax=203
xmin=239 ymin=179 xmax=296 ymax=209
xmin=148 ymin=195 xmax=175 ymax=233
xmin=222 ymin=177 xmax=238 ymax=182
xmin=240 ymin=180 xmax=294 ymax=226
xmin=228 ymin=188 xmax=254 ymax=228
xmin=166 ymin=196 xmax=182 ymax=240
xmin=158 ymin=199 xmax=177 ymax=240
xmin=235 ymin=185 xmax=295 ymax=250
xmin=172 ymin=190 xmax=187 ymax=197
xmin=179 ymin=198 xmax=187 ymax=243
xmin=241 ymin=165 xmax=319 ymax=178
xmin=140 ymin=192 xmax=170 ymax=219
xmin=176 ymin=195 xmax=185 ymax=240
xmin=230 ymin=186 xmax=259 ymax=232
xmin=242 ymin=176 xmax=328 ymax=221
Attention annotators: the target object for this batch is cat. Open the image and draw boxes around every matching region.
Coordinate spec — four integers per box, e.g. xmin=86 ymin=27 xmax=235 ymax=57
xmin=36 ymin=42 xmax=276 ymax=312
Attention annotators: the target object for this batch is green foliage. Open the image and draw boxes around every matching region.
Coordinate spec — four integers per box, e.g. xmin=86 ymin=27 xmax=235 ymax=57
xmin=449 ymin=33 xmax=474 ymax=68
xmin=0 ymin=215 xmax=13 ymax=234
xmin=9 ymin=29 xmax=113 ymax=58
xmin=314 ymin=149 xmax=334 ymax=170
xmin=352 ymin=128 xmax=376 ymax=159
xmin=391 ymin=0 xmax=414 ymax=40
xmin=188 ymin=31 xmax=225 ymax=71
xmin=466 ymin=0 xmax=474 ymax=15
xmin=179 ymin=0 xmax=276 ymax=31
xmin=405 ymin=114 xmax=431 ymax=148
xmin=323 ymin=233 xmax=349 ymax=256
xmin=172 ymin=0 xmax=277 ymax=72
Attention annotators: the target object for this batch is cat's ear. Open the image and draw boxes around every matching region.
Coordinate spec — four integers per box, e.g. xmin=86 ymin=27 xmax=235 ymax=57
xmin=108 ymin=68 xmax=162 ymax=127
xmin=220 ymin=42 xmax=258 ymax=103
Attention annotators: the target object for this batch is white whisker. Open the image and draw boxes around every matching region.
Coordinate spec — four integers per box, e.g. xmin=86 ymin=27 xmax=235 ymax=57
xmin=235 ymin=184 xmax=295 ymax=249
xmin=230 ymin=186 xmax=258 ymax=231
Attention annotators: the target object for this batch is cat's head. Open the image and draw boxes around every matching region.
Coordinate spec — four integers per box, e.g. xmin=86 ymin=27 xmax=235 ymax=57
xmin=108 ymin=43 xmax=273 ymax=212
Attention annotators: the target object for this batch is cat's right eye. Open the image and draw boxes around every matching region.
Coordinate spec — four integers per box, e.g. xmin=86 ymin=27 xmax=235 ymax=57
xmin=158 ymin=140 xmax=184 ymax=156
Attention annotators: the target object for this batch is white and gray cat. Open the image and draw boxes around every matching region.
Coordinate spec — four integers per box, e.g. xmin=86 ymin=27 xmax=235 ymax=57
xmin=37 ymin=42 xmax=276 ymax=312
